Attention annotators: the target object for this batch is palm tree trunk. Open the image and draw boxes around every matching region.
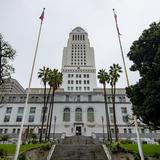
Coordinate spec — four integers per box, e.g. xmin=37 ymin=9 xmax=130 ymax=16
xmin=39 ymin=82 xmax=47 ymax=142
xmin=45 ymin=92 xmax=53 ymax=141
xmin=48 ymin=89 xmax=55 ymax=140
xmin=103 ymin=84 xmax=112 ymax=142
xmin=43 ymin=87 xmax=51 ymax=140
xmin=112 ymin=84 xmax=118 ymax=141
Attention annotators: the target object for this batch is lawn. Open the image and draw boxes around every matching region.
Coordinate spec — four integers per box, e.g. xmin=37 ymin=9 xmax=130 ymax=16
xmin=0 ymin=143 xmax=45 ymax=155
xmin=121 ymin=144 xmax=160 ymax=156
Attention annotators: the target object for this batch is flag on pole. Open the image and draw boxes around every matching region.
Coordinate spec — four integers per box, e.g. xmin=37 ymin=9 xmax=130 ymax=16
xmin=113 ymin=9 xmax=121 ymax=35
xmin=39 ymin=8 xmax=45 ymax=22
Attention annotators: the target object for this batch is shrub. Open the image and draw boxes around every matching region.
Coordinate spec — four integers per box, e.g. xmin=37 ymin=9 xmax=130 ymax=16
xmin=119 ymin=139 xmax=133 ymax=144
xmin=0 ymin=149 xmax=7 ymax=157
xmin=18 ymin=153 xmax=25 ymax=160
xmin=152 ymin=152 xmax=160 ymax=159
xmin=40 ymin=143 xmax=51 ymax=151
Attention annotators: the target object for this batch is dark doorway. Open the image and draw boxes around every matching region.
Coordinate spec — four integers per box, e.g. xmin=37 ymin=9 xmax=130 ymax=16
xmin=76 ymin=126 xmax=81 ymax=135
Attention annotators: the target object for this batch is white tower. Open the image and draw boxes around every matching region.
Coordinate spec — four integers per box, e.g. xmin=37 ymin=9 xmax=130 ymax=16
xmin=61 ymin=27 xmax=97 ymax=92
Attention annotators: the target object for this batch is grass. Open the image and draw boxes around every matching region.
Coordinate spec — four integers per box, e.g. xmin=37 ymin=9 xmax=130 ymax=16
xmin=0 ymin=143 xmax=46 ymax=155
xmin=121 ymin=144 xmax=160 ymax=156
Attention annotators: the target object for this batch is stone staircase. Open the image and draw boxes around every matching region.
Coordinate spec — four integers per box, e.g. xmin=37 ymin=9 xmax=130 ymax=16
xmin=50 ymin=136 xmax=108 ymax=160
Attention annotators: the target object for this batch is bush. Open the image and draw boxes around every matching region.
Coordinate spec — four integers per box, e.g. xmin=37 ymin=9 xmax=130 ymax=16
xmin=120 ymin=139 xmax=133 ymax=144
xmin=152 ymin=152 xmax=160 ymax=159
xmin=40 ymin=143 xmax=51 ymax=151
xmin=0 ymin=149 xmax=7 ymax=157
xmin=18 ymin=153 xmax=25 ymax=160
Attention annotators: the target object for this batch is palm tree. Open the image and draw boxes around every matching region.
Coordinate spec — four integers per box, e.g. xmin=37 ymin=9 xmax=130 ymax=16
xmin=38 ymin=66 xmax=50 ymax=142
xmin=109 ymin=64 xmax=122 ymax=141
xmin=46 ymin=69 xmax=63 ymax=140
xmin=97 ymin=69 xmax=112 ymax=142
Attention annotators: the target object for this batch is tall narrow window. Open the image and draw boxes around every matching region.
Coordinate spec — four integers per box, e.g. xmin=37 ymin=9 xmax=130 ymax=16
xmin=73 ymin=35 xmax=74 ymax=40
xmin=87 ymin=108 xmax=94 ymax=122
xmin=63 ymin=108 xmax=70 ymax=122
xmin=75 ymin=108 xmax=82 ymax=121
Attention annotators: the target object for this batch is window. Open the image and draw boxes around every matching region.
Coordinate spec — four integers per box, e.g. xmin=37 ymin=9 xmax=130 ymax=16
xmin=122 ymin=115 xmax=128 ymax=123
xmin=111 ymin=128 xmax=114 ymax=134
xmin=12 ymin=128 xmax=16 ymax=134
xmin=88 ymin=95 xmax=92 ymax=101
xmin=79 ymin=80 xmax=81 ymax=84
xmin=141 ymin=128 xmax=145 ymax=134
xmin=4 ymin=129 xmax=8 ymax=134
xmin=16 ymin=115 xmax=22 ymax=122
xmin=4 ymin=115 xmax=10 ymax=122
xmin=41 ymin=107 xmax=48 ymax=113
xmin=28 ymin=115 xmax=35 ymax=122
xmin=76 ymin=80 xmax=78 ymax=84
xmin=110 ymin=115 xmax=114 ymax=123
xmin=68 ymin=87 xmax=70 ymax=91
xmin=63 ymin=108 xmax=70 ymax=122
xmin=77 ymin=95 xmax=80 ymax=102
xmin=128 ymin=128 xmax=132 ymax=134
xmin=68 ymin=74 xmax=70 ymax=78
xmin=123 ymin=128 xmax=127 ymax=134
xmin=84 ymin=80 xmax=86 ymax=84
xmin=119 ymin=96 xmax=126 ymax=102
xmin=87 ymin=87 xmax=90 ymax=91
xmin=87 ymin=74 xmax=89 ymax=78
xmin=0 ymin=129 xmax=3 ymax=134
xmin=87 ymin=108 xmax=94 ymax=122
xmin=66 ymin=95 xmax=69 ymax=102
xmin=68 ymin=80 xmax=70 ymax=84
xmin=6 ymin=107 xmax=12 ymax=114
xmin=84 ymin=74 xmax=86 ymax=78
xmin=121 ymin=107 xmax=127 ymax=114
xmin=30 ymin=107 xmax=36 ymax=114
xmin=75 ymin=108 xmax=82 ymax=121
xmin=87 ymin=80 xmax=90 ymax=84
xmin=18 ymin=107 xmax=24 ymax=114
xmin=109 ymin=107 xmax=113 ymax=113
xmin=17 ymin=128 xmax=20 ymax=134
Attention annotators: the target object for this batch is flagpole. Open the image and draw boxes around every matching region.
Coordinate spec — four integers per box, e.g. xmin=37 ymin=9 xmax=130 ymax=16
xmin=14 ymin=8 xmax=45 ymax=160
xmin=113 ymin=9 xmax=144 ymax=160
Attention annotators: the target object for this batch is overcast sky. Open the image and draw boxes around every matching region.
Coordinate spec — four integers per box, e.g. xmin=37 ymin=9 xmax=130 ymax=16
xmin=0 ymin=0 xmax=160 ymax=89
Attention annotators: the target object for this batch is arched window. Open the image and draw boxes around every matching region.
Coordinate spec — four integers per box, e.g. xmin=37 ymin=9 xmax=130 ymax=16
xmin=75 ymin=108 xmax=82 ymax=121
xmin=87 ymin=108 xmax=94 ymax=122
xmin=63 ymin=108 xmax=70 ymax=122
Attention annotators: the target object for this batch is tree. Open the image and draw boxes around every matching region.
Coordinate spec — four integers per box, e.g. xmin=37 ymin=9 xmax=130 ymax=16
xmin=46 ymin=69 xmax=63 ymax=140
xmin=0 ymin=34 xmax=16 ymax=85
xmin=97 ymin=69 xmax=112 ymax=142
xmin=126 ymin=21 xmax=160 ymax=129
xmin=109 ymin=64 xmax=122 ymax=141
xmin=38 ymin=66 xmax=50 ymax=142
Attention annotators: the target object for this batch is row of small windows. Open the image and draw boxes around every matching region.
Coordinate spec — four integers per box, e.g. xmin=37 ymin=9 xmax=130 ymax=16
xmin=107 ymin=96 xmax=126 ymax=102
xmin=66 ymin=95 xmax=92 ymax=102
xmin=72 ymin=35 xmax=85 ymax=41
xmin=72 ymin=44 xmax=85 ymax=48
xmin=68 ymin=74 xmax=89 ymax=78
xmin=0 ymin=127 xmax=156 ymax=134
xmin=71 ymin=62 xmax=86 ymax=66
xmin=109 ymin=107 xmax=127 ymax=114
xmin=68 ymin=80 xmax=89 ymax=84
xmin=63 ymin=107 xmax=94 ymax=122
xmin=67 ymin=86 xmax=90 ymax=91
xmin=72 ymin=50 xmax=86 ymax=53
xmin=8 ymin=96 xmax=39 ymax=102
xmin=5 ymin=107 xmax=36 ymax=114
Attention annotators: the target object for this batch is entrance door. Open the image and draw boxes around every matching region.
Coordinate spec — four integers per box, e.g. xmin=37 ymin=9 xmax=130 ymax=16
xmin=76 ymin=126 xmax=81 ymax=135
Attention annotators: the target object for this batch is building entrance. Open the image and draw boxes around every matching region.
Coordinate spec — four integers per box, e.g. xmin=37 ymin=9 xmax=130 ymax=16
xmin=76 ymin=126 xmax=81 ymax=135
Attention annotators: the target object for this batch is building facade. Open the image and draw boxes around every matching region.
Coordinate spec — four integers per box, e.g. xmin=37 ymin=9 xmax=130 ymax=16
xmin=0 ymin=27 xmax=159 ymax=142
